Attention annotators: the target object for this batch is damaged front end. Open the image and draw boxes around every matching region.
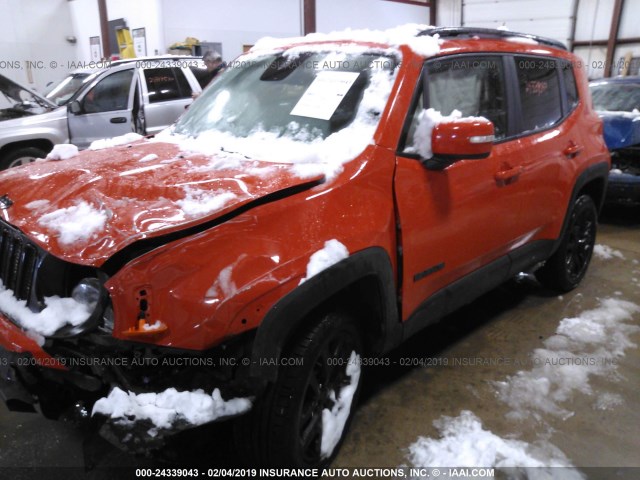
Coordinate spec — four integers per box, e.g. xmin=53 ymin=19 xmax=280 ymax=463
xmin=607 ymin=146 xmax=640 ymax=205
xmin=0 ymin=219 xmax=258 ymax=455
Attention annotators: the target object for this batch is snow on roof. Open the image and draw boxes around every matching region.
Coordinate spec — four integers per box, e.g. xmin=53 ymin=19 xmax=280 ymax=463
xmin=251 ymin=23 xmax=440 ymax=58
xmin=494 ymin=298 xmax=640 ymax=421
xmin=407 ymin=410 xmax=580 ymax=471
xmin=92 ymin=386 xmax=252 ymax=431
xmin=0 ymin=281 xmax=92 ymax=337
xmin=38 ymin=201 xmax=108 ymax=246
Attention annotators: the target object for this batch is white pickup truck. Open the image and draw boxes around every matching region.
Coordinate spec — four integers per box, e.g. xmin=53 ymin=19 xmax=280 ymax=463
xmin=0 ymin=56 xmax=207 ymax=169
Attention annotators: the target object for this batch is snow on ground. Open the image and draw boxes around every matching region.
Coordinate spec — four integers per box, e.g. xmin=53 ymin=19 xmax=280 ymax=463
xmin=593 ymin=244 xmax=625 ymax=260
xmin=89 ymin=132 xmax=143 ymax=150
xmin=300 ymin=239 xmax=349 ymax=284
xmin=407 ymin=411 xmax=583 ymax=479
xmin=0 ymin=280 xmax=92 ymax=337
xmin=38 ymin=201 xmax=108 ymax=245
xmin=45 ymin=143 xmax=79 ymax=160
xmin=495 ymin=298 xmax=640 ymax=420
xmin=321 ymin=351 xmax=361 ymax=459
xmin=92 ymin=386 xmax=252 ymax=431
xmin=251 ymin=24 xmax=440 ymax=58
xmin=175 ymin=186 xmax=238 ymax=216
xmin=156 ymin=57 xmax=398 ymax=183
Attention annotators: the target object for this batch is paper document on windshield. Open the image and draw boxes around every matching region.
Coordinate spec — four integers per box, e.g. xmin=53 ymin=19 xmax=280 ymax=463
xmin=290 ymin=71 xmax=360 ymax=121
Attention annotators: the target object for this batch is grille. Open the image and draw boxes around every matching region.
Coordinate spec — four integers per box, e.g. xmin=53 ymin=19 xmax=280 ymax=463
xmin=0 ymin=223 xmax=39 ymax=303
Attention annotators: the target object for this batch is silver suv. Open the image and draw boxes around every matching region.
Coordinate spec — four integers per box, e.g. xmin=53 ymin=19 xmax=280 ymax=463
xmin=0 ymin=56 xmax=206 ymax=168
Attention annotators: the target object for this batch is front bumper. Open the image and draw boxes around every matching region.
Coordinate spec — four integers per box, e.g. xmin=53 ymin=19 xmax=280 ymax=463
xmin=0 ymin=311 xmax=261 ymax=452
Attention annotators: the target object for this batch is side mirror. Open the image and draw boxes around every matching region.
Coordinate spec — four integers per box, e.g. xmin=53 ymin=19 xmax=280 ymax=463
xmin=68 ymin=100 xmax=82 ymax=114
xmin=424 ymin=118 xmax=495 ymax=170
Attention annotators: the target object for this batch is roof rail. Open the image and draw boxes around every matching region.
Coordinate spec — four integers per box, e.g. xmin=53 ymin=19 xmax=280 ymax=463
xmin=418 ymin=27 xmax=567 ymax=51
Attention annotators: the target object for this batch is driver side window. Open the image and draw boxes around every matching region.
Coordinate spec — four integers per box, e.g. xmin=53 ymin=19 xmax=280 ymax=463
xmin=82 ymin=70 xmax=134 ymax=114
xmin=427 ymin=56 xmax=507 ymax=139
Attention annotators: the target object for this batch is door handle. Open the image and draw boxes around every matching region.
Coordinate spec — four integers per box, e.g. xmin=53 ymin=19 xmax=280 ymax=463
xmin=495 ymin=165 xmax=523 ymax=184
xmin=110 ymin=117 xmax=127 ymax=124
xmin=563 ymin=142 xmax=583 ymax=159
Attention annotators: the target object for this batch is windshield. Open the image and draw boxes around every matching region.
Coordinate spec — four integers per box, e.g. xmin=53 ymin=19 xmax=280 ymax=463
xmin=174 ymin=50 xmax=397 ymax=141
xmin=590 ymin=83 xmax=640 ymax=112
xmin=45 ymin=72 xmax=97 ymax=106
xmin=0 ymin=75 xmax=52 ymax=119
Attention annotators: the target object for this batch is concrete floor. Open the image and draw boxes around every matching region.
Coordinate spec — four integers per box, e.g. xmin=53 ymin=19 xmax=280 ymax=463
xmin=1 ymin=206 xmax=639 ymax=478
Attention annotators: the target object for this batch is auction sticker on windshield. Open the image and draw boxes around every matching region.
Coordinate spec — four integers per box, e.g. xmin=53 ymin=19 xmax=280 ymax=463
xmin=290 ymin=71 xmax=360 ymax=120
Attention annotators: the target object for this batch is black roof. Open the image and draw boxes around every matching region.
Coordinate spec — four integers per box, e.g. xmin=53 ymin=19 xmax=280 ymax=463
xmin=418 ymin=27 xmax=567 ymax=51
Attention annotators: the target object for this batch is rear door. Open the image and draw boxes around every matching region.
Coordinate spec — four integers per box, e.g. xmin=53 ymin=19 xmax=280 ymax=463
xmin=141 ymin=66 xmax=195 ymax=134
xmin=394 ymin=55 xmax=523 ymax=320
xmin=67 ymin=67 xmax=136 ymax=148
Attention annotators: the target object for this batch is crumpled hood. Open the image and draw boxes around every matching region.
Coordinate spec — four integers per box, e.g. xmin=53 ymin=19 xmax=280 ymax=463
xmin=599 ymin=112 xmax=640 ymax=150
xmin=0 ymin=140 xmax=323 ymax=266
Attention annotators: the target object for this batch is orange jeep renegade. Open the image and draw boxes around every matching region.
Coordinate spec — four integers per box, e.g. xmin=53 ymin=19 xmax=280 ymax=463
xmin=0 ymin=26 xmax=609 ymax=467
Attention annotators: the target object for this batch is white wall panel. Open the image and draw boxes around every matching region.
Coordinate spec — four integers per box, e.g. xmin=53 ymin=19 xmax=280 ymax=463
xmin=462 ymin=0 xmax=574 ymax=45
xmin=0 ymin=0 xmax=78 ymax=91
xmin=316 ymin=0 xmax=430 ymax=31
xmin=161 ymin=0 xmax=301 ymax=62
xmin=574 ymin=0 xmax=615 ymax=42
xmin=618 ymin=0 xmax=640 ymax=40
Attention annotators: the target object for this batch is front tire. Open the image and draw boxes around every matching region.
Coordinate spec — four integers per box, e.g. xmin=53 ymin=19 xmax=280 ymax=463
xmin=0 ymin=146 xmax=47 ymax=170
xmin=238 ymin=311 xmax=363 ymax=467
xmin=537 ymin=194 xmax=597 ymax=292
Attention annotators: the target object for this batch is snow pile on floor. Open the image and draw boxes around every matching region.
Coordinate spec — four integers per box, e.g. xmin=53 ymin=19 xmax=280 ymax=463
xmin=407 ymin=411 xmax=582 ymax=477
xmin=89 ymin=132 xmax=143 ymax=150
xmin=38 ymin=201 xmax=108 ymax=245
xmin=251 ymin=24 xmax=440 ymax=58
xmin=176 ymin=186 xmax=238 ymax=216
xmin=157 ymin=58 xmax=398 ymax=182
xmin=46 ymin=143 xmax=79 ymax=161
xmin=321 ymin=351 xmax=361 ymax=459
xmin=300 ymin=239 xmax=349 ymax=285
xmin=593 ymin=244 xmax=625 ymax=260
xmin=92 ymin=386 xmax=252 ymax=430
xmin=0 ymin=280 xmax=93 ymax=337
xmin=495 ymin=298 xmax=640 ymax=420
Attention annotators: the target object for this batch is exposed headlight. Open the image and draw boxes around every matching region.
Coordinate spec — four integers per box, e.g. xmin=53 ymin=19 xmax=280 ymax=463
xmin=51 ymin=277 xmax=108 ymax=338
xmin=72 ymin=278 xmax=102 ymax=310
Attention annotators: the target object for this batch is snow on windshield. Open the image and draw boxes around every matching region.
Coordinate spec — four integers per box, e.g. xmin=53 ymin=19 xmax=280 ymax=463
xmin=159 ymin=51 xmax=399 ymax=182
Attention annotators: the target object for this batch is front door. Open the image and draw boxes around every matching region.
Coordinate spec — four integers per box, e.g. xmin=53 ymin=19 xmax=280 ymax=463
xmin=68 ymin=68 xmax=136 ymax=149
xmin=395 ymin=55 xmax=523 ymax=319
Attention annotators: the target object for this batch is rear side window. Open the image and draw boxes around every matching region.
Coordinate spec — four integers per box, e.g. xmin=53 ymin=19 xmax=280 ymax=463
xmin=426 ymin=56 xmax=507 ymax=139
xmin=514 ymin=57 xmax=562 ymax=132
xmin=562 ymin=62 xmax=579 ymax=109
xmin=144 ymin=67 xmax=192 ymax=103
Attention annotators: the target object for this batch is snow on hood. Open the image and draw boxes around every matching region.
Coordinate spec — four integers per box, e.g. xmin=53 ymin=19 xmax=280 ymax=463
xmin=250 ymin=23 xmax=440 ymax=58
xmin=0 ymin=140 xmax=324 ymax=266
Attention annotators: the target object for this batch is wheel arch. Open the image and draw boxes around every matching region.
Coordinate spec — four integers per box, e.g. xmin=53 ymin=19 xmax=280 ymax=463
xmin=0 ymin=139 xmax=53 ymax=158
xmin=249 ymin=246 xmax=400 ymax=382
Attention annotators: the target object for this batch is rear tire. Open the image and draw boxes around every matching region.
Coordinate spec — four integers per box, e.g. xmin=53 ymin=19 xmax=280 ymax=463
xmin=0 ymin=146 xmax=47 ymax=170
xmin=537 ymin=194 xmax=597 ymax=292
xmin=236 ymin=311 xmax=363 ymax=467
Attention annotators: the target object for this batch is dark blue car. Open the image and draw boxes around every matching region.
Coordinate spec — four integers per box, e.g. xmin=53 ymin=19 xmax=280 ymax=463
xmin=590 ymin=76 xmax=640 ymax=205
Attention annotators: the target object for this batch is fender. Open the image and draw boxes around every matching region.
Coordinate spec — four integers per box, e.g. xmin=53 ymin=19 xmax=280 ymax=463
xmin=250 ymin=247 xmax=400 ymax=382
xmin=552 ymin=161 xmax=609 ymax=256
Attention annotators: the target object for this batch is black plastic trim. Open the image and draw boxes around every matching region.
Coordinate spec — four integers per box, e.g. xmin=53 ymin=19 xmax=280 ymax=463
xmin=419 ymin=27 xmax=567 ymax=51
xmin=250 ymin=247 xmax=400 ymax=382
